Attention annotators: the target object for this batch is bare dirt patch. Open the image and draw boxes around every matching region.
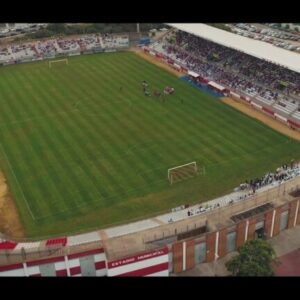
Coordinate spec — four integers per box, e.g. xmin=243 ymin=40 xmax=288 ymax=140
xmin=132 ymin=48 xmax=183 ymax=78
xmin=221 ymin=97 xmax=300 ymax=142
xmin=0 ymin=171 xmax=25 ymax=239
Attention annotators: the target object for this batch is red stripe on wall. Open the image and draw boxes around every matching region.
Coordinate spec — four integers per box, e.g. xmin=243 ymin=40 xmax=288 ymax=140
xmin=70 ymin=266 xmax=81 ymax=276
xmin=67 ymin=248 xmax=104 ymax=260
xmin=116 ymin=262 xmax=169 ymax=277
xmin=95 ymin=261 xmax=106 ymax=270
xmin=56 ymin=269 xmax=68 ymax=277
xmin=26 ymin=256 xmax=65 ymax=267
xmin=108 ymin=247 xmax=168 ymax=269
xmin=0 ymin=263 xmax=23 ymax=272
xmin=288 ymin=119 xmax=300 ymax=128
xmin=262 ymin=106 xmax=274 ymax=116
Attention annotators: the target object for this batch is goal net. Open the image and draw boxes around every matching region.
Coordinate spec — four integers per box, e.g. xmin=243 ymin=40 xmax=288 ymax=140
xmin=49 ymin=58 xmax=68 ymax=68
xmin=168 ymin=161 xmax=204 ymax=185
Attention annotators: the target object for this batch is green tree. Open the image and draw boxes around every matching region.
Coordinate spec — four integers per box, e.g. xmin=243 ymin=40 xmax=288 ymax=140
xmin=225 ymin=239 xmax=277 ymax=276
xmin=47 ymin=23 xmax=66 ymax=33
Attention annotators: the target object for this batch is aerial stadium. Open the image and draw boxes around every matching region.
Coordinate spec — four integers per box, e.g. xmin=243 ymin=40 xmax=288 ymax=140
xmin=0 ymin=23 xmax=300 ymax=277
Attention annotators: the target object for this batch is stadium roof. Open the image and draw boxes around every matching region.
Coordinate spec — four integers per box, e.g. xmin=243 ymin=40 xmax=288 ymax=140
xmin=167 ymin=23 xmax=300 ymax=74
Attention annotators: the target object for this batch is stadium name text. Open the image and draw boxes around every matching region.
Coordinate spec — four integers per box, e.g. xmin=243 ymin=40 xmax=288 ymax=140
xmin=110 ymin=249 xmax=166 ymax=267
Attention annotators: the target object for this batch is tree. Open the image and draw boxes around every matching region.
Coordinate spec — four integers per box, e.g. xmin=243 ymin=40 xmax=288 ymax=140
xmin=47 ymin=23 xmax=66 ymax=33
xmin=225 ymin=239 xmax=278 ymax=276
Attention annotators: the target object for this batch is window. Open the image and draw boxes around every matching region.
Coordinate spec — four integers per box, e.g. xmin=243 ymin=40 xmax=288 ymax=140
xmin=195 ymin=242 xmax=206 ymax=264
xmin=280 ymin=210 xmax=289 ymax=231
xmin=226 ymin=231 xmax=237 ymax=253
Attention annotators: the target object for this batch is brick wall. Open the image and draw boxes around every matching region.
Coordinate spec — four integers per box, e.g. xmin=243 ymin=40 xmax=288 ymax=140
xmin=206 ymin=232 xmax=216 ymax=263
xmin=247 ymin=218 xmax=256 ymax=240
xmin=273 ymin=207 xmax=283 ymax=237
xmin=218 ymin=228 xmax=227 ymax=258
xmin=236 ymin=221 xmax=246 ymax=248
xmin=172 ymin=242 xmax=183 ymax=273
xmin=186 ymin=240 xmax=195 ymax=270
xmin=287 ymin=200 xmax=299 ymax=229
xmin=264 ymin=210 xmax=274 ymax=239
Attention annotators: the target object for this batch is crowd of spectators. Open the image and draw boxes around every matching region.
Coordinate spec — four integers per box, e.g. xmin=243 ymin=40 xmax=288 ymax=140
xmin=0 ymin=34 xmax=129 ymax=64
xmin=239 ymin=163 xmax=299 ymax=193
xmin=152 ymin=30 xmax=300 ymax=109
xmin=176 ymin=162 xmax=300 ymax=221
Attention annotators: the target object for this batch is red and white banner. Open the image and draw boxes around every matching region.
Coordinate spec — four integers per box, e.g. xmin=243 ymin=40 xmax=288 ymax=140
xmin=251 ymin=101 xmax=262 ymax=109
xmin=262 ymin=106 xmax=275 ymax=116
xmin=107 ymin=247 xmax=169 ymax=277
xmin=0 ymin=263 xmax=25 ymax=276
xmin=287 ymin=119 xmax=300 ymax=129
xmin=0 ymin=248 xmax=107 ymax=277
xmin=0 ymin=241 xmax=17 ymax=250
xmin=274 ymin=113 xmax=287 ymax=122
xmin=230 ymin=91 xmax=240 ymax=99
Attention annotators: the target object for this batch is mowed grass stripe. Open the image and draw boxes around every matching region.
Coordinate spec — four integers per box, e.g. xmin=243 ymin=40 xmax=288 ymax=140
xmin=118 ymin=54 xmax=261 ymax=158
xmin=13 ymin=66 xmax=89 ymax=216
xmin=49 ymin=62 xmax=141 ymax=201
xmin=87 ymin=55 xmax=205 ymax=167
xmin=76 ymin=58 xmax=164 ymax=188
xmin=0 ymin=73 xmax=52 ymax=217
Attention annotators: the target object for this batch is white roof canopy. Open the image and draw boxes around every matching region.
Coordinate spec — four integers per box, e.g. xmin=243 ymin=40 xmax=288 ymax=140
xmin=208 ymin=81 xmax=225 ymax=91
xmin=167 ymin=23 xmax=300 ymax=74
xmin=188 ymin=70 xmax=199 ymax=77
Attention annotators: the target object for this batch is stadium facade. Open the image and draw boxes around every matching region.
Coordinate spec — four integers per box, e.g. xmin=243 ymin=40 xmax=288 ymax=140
xmin=1 ymin=173 xmax=300 ymax=276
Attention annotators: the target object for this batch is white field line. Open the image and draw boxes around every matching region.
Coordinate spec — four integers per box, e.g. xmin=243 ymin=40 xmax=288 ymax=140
xmin=0 ymin=143 xmax=35 ymax=220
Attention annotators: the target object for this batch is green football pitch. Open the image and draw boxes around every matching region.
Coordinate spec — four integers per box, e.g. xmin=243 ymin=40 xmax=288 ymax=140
xmin=0 ymin=51 xmax=299 ymax=238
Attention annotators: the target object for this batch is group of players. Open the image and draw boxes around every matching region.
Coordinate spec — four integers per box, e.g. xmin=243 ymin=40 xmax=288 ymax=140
xmin=141 ymin=80 xmax=182 ymax=103
xmin=118 ymin=80 xmax=183 ymax=104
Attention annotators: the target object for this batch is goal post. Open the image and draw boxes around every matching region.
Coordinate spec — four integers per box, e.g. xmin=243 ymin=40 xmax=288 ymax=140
xmin=168 ymin=161 xmax=199 ymax=185
xmin=48 ymin=58 xmax=68 ymax=68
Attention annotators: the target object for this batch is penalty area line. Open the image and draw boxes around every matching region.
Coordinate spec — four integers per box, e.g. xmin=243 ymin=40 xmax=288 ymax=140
xmin=0 ymin=143 xmax=36 ymax=220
